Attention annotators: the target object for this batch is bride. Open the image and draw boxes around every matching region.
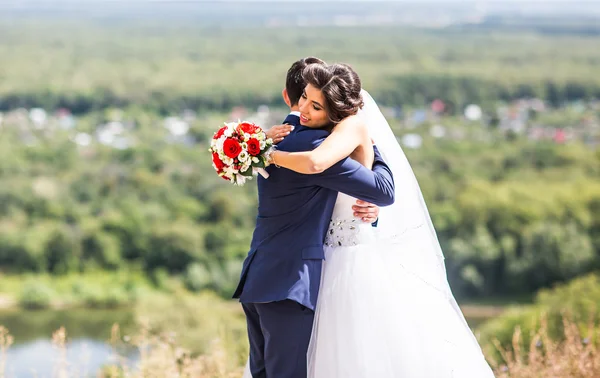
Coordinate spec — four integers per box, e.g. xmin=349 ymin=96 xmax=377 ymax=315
xmin=244 ymin=61 xmax=495 ymax=377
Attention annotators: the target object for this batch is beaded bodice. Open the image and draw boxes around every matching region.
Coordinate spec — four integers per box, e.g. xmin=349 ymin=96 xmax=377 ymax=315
xmin=324 ymin=193 xmax=376 ymax=247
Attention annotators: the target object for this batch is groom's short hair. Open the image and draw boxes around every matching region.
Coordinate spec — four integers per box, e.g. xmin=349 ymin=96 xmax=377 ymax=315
xmin=286 ymin=57 xmax=325 ymax=106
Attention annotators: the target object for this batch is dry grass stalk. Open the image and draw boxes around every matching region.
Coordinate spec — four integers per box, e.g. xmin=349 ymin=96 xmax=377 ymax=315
xmin=14 ymin=315 xmax=600 ymax=378
xmin=0 ymin=326 xmax=14 ymax=378
xmin=492 ymin=313 xmax=600 ymax=378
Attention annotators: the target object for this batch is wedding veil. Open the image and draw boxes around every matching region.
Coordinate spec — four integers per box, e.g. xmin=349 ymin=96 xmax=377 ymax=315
xmin=358 ymin=89 xmax=479 ymax=348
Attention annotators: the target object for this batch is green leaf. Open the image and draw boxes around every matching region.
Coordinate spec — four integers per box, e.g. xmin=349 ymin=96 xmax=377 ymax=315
xmin=239 ymin=167 xmax=253 ymax=177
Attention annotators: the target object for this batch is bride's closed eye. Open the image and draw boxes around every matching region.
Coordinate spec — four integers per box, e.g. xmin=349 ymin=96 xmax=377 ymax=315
xmin=302 ymin=92 xmax=322 ymax=111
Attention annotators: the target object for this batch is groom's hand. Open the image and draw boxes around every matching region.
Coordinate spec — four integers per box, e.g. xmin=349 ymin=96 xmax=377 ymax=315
xmin=353 ymin=200 xmax=379 ymax=223
xmin=266 ymin=124 xmax=294 ymax=144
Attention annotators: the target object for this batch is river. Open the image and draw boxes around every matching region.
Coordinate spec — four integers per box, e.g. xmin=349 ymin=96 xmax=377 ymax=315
xmin=0 ymin=308 xmax=136 ymax=377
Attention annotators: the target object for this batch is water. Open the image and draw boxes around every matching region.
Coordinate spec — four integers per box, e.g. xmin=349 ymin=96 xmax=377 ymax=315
xmin=0 ymin=308 xmax=136 ymax=377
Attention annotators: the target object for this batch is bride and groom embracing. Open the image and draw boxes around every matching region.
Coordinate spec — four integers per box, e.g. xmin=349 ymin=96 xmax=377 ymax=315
xmin=233 ymin=57 xmax=495 ymax=378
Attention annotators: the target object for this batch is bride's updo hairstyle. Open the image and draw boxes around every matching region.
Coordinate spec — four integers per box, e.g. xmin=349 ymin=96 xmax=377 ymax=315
xmin=302 ymin=63 xmax=364 ymax=125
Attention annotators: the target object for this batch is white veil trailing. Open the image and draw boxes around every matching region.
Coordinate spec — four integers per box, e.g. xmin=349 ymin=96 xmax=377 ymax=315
xmin=357 ymin=89 xmax=480 ymax=348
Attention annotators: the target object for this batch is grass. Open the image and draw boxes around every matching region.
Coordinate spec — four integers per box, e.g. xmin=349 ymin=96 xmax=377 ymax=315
xmin=0 ymin=312 xmax=597 ymax=377
xmin=3 ymin=274 xmax=597 ymax=377
xmin=0 ymin=283 xmax=598 ymax=378
xmin=0 ymin=270 xmax=163 ymax=310
xmin=133 ymin=290 xmax=248 ymax=357
xmin=491 ymin=314 xmax=600 ymax=378
xmin=477 ymin=273 xmax=600 ymax=362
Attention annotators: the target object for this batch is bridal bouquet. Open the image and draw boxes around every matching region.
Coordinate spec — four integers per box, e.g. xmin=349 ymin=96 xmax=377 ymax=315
xmin=209 ymin=121 xmax=273 ymax=185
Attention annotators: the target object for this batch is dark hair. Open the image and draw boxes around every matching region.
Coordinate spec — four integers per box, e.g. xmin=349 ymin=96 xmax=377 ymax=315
xmin=302 ymin=63 xmax=363 ymax=124
xmin=285 ymin=57 xmax=326 ymax=106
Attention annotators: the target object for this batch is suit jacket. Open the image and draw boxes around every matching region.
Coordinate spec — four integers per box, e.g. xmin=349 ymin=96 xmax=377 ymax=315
xmin=233 ymin=113 xmax=394 ymax=310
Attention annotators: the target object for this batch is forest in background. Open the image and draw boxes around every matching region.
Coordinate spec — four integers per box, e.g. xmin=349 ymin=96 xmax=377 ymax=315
xmin=0 ymin=3 xmax=599 ymax=306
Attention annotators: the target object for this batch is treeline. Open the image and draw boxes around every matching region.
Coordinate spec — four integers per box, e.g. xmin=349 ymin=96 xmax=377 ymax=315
xmin=408 ymin=135 xmax=600 ymax=298
xmin=1 ymin=76 xmax=597 ymax=115
xmin=0 ymin=118 xmax=256 ymax=297
xmin=1 ymin=22 xmax=600 ymax=114
xmin=0 ymin=111 xmax=599 ymax=299
xmin=0 ymin=20 xmax=599 ymax=299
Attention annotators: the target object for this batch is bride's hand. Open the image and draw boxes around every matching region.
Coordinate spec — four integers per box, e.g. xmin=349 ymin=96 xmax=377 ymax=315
xmin=352 ymin=200 xmax=379 ymax=223
xmin=266 ymin=124 xmax=294 ymax=144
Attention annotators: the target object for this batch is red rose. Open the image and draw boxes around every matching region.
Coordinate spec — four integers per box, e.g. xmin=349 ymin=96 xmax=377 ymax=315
xmin=214 ymin=126 xmax=227 ymax=140
xmin=223 ymin=138 xmax=242 ymax=158
xmin=237 ymin=122 xmax=260 ymax=135
xmin=212 ymin=152 xmax=225 ymax=172
xmin=247 ymin=138 xmax=261 ymax=156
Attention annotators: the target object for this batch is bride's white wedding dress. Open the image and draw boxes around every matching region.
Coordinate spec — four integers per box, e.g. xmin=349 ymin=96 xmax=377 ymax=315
xmin=244 ymin=193 xmax=494 ymax=378
xmin=242 ymin=192 xmax=495 ymax=377
xmin=306 ymin=192 xmax=495 ymax=377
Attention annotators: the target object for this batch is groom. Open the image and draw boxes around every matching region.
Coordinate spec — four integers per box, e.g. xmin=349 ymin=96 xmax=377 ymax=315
xmin=233 ymin=57 xmax=395 ymax=378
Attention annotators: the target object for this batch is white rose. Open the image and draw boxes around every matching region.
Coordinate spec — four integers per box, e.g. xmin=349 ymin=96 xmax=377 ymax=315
xmin=224 ymin=165 xmax=237 ymax=176
xmin=260 ymin=141 xmax=266 ymax=149
xmin=238 ymin=151 xmax=249 ymax=163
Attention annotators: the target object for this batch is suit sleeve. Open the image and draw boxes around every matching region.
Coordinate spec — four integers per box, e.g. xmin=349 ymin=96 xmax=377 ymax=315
xmin=303 ymin=139 xmax=395 ymax=207
xmin=371 ymin=146 xmax=385 ymax=226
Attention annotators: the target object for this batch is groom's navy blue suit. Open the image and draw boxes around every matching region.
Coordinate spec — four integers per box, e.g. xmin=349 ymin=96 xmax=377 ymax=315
xmin=233 ymin=113 xmax=395 ymax=378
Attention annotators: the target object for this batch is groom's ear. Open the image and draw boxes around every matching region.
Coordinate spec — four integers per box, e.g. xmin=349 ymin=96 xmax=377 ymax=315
xmin=282 ymin=89 xmax=292 ymax=108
